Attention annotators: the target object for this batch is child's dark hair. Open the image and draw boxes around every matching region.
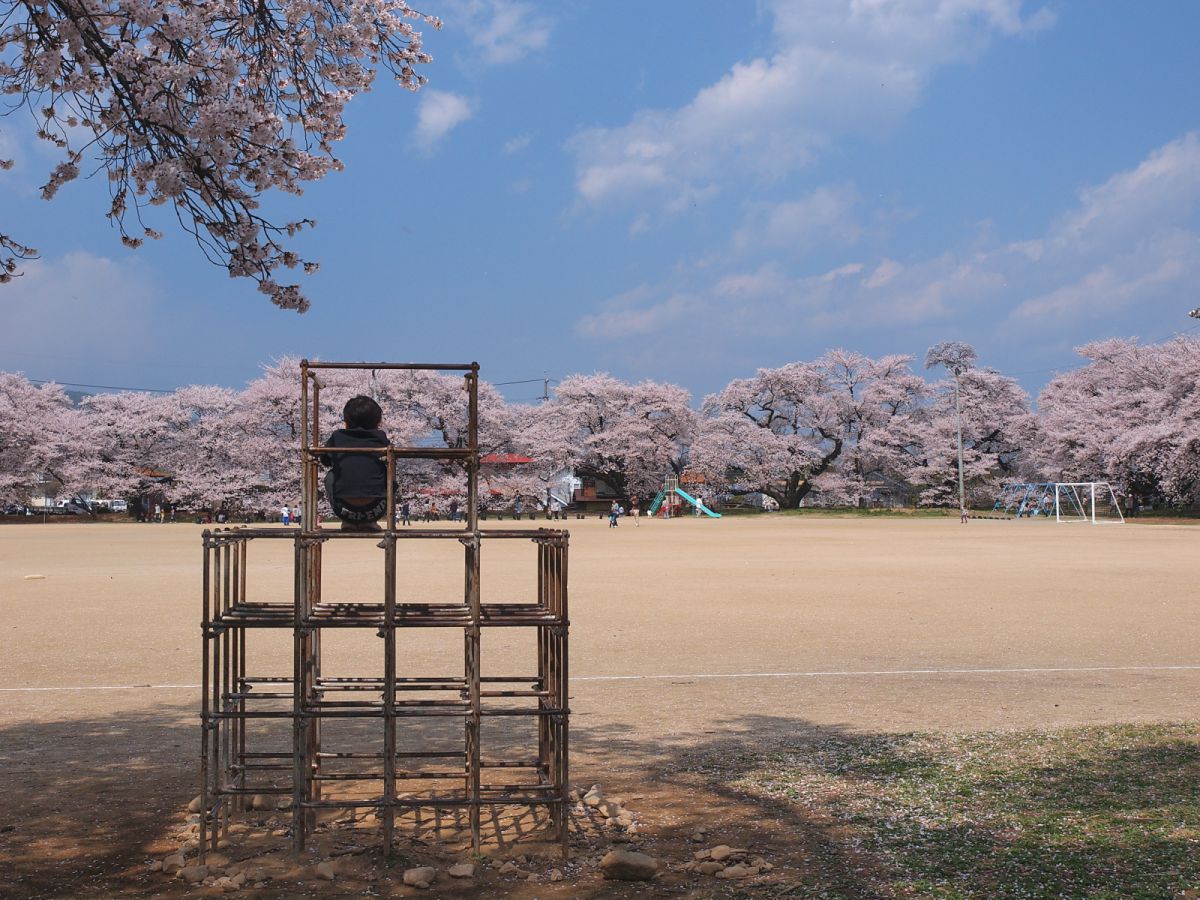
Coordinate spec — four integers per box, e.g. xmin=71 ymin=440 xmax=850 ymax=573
xmin=343 ymin=395 xmax=382 ymax=429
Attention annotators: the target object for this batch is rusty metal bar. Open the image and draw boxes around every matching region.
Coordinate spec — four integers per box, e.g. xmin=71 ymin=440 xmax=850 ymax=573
xmin=302 ymin=361 xmax=478 ymax=371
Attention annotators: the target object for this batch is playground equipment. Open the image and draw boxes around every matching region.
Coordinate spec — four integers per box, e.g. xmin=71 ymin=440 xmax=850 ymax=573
xmin=648 ymin=475 xmax=721 ymax=518
xmin=992 ymin=482 xmax=1124 ymax=523
xmin=198 ymin=361 xmax=570 ymax=862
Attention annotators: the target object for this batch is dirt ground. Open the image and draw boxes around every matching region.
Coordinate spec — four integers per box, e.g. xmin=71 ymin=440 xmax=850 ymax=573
xmin=2 ymin=515 xmax=1198 ymax=896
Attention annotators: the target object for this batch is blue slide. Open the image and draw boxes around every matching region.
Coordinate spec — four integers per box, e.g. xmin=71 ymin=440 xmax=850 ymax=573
xmin=673 ymin=487 xmax=721 ymax=518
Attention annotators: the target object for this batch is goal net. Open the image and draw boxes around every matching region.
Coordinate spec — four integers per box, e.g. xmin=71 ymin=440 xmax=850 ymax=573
xmin=1054 ymin=482 xmax=1125 ymax=524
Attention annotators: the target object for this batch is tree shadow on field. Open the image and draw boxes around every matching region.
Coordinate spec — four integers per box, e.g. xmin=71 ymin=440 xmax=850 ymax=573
xmin=2 ymin=709 xmax=1198 ymax=898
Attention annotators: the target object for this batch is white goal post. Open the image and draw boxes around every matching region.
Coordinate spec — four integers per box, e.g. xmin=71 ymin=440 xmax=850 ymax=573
xmin=1053 ymin=482 xmax=1125 ymax=524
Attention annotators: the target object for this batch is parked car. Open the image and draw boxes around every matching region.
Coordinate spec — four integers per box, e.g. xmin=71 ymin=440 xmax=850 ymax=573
xmin=3 ymin=503 xmax=29 ymax=515
xmin=109 ymin=499 xmax=128 ymax=512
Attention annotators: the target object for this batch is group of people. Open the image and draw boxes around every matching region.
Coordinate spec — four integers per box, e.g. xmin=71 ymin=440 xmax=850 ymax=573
xmin=608 ymin=499 xmax=641 ymax=527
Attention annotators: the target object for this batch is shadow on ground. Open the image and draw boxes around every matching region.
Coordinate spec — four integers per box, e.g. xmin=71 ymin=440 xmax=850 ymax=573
xmin=3 ymin=709 xmax=1198 ymax=897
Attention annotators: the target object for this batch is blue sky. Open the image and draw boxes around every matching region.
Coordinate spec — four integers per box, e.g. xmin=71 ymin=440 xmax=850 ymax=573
xmin=2 ymin=0 xmax=1199 ymax=403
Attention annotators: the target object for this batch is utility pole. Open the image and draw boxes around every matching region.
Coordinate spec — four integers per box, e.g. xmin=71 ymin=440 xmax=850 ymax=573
xmin=924 ymin=341 xmax=977 ymax=524
xmin=542 ymin=373 xmax=550 ymax=402
xmin=953 ymin=369 xmax=966 ymax=520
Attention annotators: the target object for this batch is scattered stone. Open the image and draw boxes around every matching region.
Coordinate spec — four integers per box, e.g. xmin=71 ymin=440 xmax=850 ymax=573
xmin=276 ymin=797 xmax=293 ymax=810
xmin=526 ymin=873 xmax=539 ymax=882
xmin=270 ymin=829 xmax=289 ymax=838
xmin=498 ymin=862 xmax=520 ymax=875
xmin=549 ymin=868 xmax=564 ymax=882
xmin=693 ymin=849 xmax=711 ymax=861
xmin=600 ymin=849 xmax=659 ymax=881
xmin=691 ymin=832 xmax=705 ymax=842
xmin=162 ymin=853 xmax=186 ymax=875
xmin=316 ymin=862 xmax=336 ymax=881
xmin=241 ymin=866 xmax=269 ymax=883
xmin=250 ymin=794 xmax=272 ymax=811
xmin=583 ymin=785 xmax=604 ymax=807
xmin=626 ymin=824 xmax=640 ymax=835
xmin=709 ymin=845 xmax=734 ymax=861
xmin=403 ymin=866 xmax=436 ymax=889
xmin=179 ymin=865 xmax=208 ymax=884
xmin=617 ymin=813 xmax=635 ymax=827
xmin=447 ymin=863 xmax=475 ymax=879
xmin=188 ymin=795 xmax=203 ymax=814
xmin=147 ymin=860 xmax=162 ymax=873
xmin=230 ymin=872 xmax=247 ymax=887
xmin=697 ymin=861 xmax=725 ymax=876
xmin=205 ymin=852 xmax=230 ymax=869
xmin=718 ymin=864 xmax=749 ymax=879
xmin=746 ymin=865 xmax=761 ymax=876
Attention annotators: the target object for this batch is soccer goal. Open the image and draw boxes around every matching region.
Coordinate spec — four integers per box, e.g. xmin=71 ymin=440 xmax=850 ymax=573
xmin=1053 ymin=482 xmax=1125 ymax=524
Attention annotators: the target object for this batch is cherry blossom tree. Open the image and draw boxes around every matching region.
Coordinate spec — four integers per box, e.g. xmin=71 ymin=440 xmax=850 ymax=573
xmin=71 ymin=387 xmax=190 ymax=504
xmin=533 ymin=373 xmax=697 ymax=501
xmin=0 ymin=1 xmax=438 ymax=308
xmin=0 ymin=372 xmax=80 ymax=501
xmin=693 ymin=351 xmax=927 ymax=508
xmin=1037 ymin=336 xmax=1200 ymax=505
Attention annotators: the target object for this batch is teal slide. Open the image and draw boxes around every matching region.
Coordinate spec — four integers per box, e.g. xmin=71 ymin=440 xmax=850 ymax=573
xmin=673 ymin=487 xmax=721 ymax=518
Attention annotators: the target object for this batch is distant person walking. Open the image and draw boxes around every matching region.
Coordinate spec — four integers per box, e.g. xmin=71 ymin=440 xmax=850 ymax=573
xmin=631 ymin=498 xmax=640 ymax=526
xmin=609 ymin=500 xmax=619 ymax=527
xmin=281 ymin=505 xmax=291 ymax=526
xmin=400 ymin=500 xmax=411 ymax=526
xmin=514 ymin=498 xmax=524 ymax=520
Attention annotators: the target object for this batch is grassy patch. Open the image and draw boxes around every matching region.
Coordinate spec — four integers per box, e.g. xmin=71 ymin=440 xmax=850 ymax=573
xmin=703 ymin=723 xmax=1200 ymax=898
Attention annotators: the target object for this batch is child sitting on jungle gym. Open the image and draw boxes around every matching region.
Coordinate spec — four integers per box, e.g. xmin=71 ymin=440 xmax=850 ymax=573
xmin=321 ymin=395 xmax=389 ymax=532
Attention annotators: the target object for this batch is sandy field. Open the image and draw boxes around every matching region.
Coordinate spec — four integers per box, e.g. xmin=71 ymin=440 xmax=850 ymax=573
xmin=2 ymin=515 xmax=1198 ymax=895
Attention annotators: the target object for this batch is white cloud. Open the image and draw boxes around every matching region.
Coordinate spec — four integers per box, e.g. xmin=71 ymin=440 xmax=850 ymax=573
xmin=1012 ymin=231 xmax=1199 ymax=323
xmin=576 ymin=285 xmax=701 ymax=339
xmin=735 ymin=184 xmax=862 ymax=249
xmin=443 ymin=0 xmax=553 ymax=65
xmin=864 ymin=258 xmax=904 ymax=289
xmin=570 ymin=0 xmax=1052 ymax=209
xmin=1048 ymin=132 xmax=1200 ymax=252
xmin=413 ymin=90 xmax=475 ymax=152
xmin=502 ymin=133 xmax=532 ymax=155
xmin=0 ymin=251 xmax=157 ymax=355
xmin=574 ymin=132 xmax=1200 ymax=343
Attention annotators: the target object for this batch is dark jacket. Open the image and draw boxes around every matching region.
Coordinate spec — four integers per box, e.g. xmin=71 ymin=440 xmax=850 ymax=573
xmin=321 ymin=427 xmax=389 ymax=499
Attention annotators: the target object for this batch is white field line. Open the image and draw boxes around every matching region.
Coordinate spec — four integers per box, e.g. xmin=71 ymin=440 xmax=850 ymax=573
xmin=4 ymin=664 xmax=1200 ymax=693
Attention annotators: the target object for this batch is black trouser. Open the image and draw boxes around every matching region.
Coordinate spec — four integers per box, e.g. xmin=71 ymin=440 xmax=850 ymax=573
xmin=324 ymin=470 xmax=385 ymax=523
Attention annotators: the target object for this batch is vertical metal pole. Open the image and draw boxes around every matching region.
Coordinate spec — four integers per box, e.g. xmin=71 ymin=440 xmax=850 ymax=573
xmin=467 ymin=367 xmax=479 ymax=532
xmin=199 ymin=533 xmax=211 ymax=864
xmin=231 ymin=539 xmax=243 ymax=813
xmin=558 ymin=534 xmax=570 ymax=856
xmin=954 ymin=374 xmax=966 ymax=519
xmin=382 ymin=533 xmax=397 ymax=852
xmin=300 ymin=361 xmax=310 ymax=530
xmin=219 ymin=540 xmax=231 ymax=844
xmin=466 ymin=533 xmax=481 ymax=855
xmin=291 ymin=535 xmax=306 ymax=856
xmin=1091 ymin=482 xmax=1097 ymax=525
xmin=386 ymin=449 xmax=396 ymax=533
xmin=310 ymin=375 xmax=322 ymax=530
